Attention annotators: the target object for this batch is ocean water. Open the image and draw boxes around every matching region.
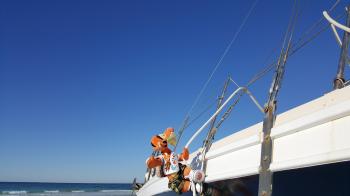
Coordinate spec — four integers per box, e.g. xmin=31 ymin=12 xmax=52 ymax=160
xmin=0 ymin=182 xmax=135 ymax=196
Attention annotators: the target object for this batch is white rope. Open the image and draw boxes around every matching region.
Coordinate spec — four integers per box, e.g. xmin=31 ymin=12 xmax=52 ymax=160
xmin=183 ymin=0 xmax=260 ymax=119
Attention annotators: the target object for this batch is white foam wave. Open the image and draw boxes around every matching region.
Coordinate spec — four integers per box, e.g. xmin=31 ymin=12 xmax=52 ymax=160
xmin=2 ymin=189 xmax=133 ymax=196
xmin=99 ymin=190 xmax=119 ymax=193
xmin=70 ymin=190 xmax=85 ymax=193
xmin=43 ymin=190 xmax=59 ymax=193
xmin=2 ymin=190 xmax=27 ymax=195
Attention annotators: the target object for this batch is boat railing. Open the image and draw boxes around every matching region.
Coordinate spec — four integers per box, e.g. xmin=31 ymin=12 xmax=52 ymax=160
xmin=185 ymin=86 xmax=264 ymax=149
xmin=323 ymin=10 xmax=350 ymax=47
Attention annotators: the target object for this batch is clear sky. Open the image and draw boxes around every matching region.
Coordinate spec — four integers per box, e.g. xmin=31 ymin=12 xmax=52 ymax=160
xmin=0 ymin=0 xmax=348 ymax=183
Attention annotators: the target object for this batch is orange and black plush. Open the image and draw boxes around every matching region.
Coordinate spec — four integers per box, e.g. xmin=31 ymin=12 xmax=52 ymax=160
xmin=146 ymin=127 xmax=192 ymax=194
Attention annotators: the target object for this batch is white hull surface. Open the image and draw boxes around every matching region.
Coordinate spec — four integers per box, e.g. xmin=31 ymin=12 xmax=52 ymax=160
xmin=137 ymin=86 xmax=350 ymax=196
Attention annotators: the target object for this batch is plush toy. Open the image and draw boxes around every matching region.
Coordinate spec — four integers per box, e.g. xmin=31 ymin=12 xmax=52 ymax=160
xmin=146 ymin=127 xmax=204 ymax=194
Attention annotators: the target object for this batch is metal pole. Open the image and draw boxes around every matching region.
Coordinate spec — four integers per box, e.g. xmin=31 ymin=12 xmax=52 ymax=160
xmin=334 ymin=6 xmax=350 ymax=89
xmin=201 ymin=77 xmax=230 ymax=171
xmin=258 ymin=103 xmax=275 ymax=196
xmin=258 ymin=48 xmax=290 ymax=196
xmin=203 ymin=77 xmax=230 ymax=150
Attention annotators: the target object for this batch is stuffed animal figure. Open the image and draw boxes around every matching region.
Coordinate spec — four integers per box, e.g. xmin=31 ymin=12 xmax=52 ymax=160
xmin=146 ymin=127 xmax=204 ymax=194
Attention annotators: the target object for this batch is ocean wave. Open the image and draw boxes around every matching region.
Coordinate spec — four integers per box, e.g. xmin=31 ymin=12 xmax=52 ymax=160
xmin=2 ymin=190 xmax=27 ymax=195
xmin=1 ymin=189 xmax=134 ymax=196
xmin=43 ymin=190 xmax=59 ymax=194
xmin=70 ymin=190 xmax=85 ymax=193
xmin=98 ymin=190 xmax=119 ymax=193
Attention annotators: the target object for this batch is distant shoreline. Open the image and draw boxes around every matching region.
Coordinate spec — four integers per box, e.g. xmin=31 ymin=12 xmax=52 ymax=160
xmin=0 ymin=182 xmax=133 ymax=195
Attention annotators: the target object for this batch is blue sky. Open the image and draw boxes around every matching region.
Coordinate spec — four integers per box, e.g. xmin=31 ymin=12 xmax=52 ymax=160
xmin=0 ymin=0 xmax=348 ymax=183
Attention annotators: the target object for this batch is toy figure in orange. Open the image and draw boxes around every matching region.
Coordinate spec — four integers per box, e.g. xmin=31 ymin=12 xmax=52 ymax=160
xmin=146 ymin=127 xmax=203 ymax=194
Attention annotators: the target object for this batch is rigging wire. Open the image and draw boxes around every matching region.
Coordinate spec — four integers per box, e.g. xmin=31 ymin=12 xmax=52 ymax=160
xmin=218 ymin=0 xmax=301 ymax=132
xmin=278 ymin=0 xmax=299 ymax=63
xmin=330 ymin=0 xmax=342 ymax=12
xmin=234 ymin=0 xmax=344 ymax=122
xmin=177 ymin=0 xmax=344 ymax=151
xmin=268 ymin=0 xmax=299 ymax=105
xmin=175 ymin=0 xmax=260 ymax=149
xmin=214 ymin=1 xmax=344 ymax=152
xmin=215 ymin=91 xmax=244 ymax=129
xmin=173 ymin=97 xmax=219 ymax=152
xmin=201 ymin=0 xmax=300 ymax=152
xmin=174 ymin=98 xmax=218 ymax=151
xmin=200 ymin=77 xmax=231 ymax=157
xmin=248 ymin=1 xmax=345 ymax=88
xmin=210 ymin=0 xmax=342 ymax=131
xmin=181 ymin=0 xmax=260 ymax=123
xmin=144 ymin=0 xmax=346 ymax=186
xmin=184 ymin=99 xmax=218 ymax=130
xmin=293 ymin=0 xmax=341 ymax=48
xmin=173 ymin=116 xmax=189 ymax=152
xmin=289 ymin=12 xmax=346 ymax=57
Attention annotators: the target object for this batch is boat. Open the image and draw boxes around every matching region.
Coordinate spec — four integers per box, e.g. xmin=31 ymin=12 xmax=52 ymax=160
xmin=136 ymin=2 xmax=350 ymax=196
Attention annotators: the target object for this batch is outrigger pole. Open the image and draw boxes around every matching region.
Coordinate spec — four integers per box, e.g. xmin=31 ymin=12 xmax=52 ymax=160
xmin=258 ymin=0 xmax=298 ymax=194
xmin=258 ymin=46 xmax=291 ymax=196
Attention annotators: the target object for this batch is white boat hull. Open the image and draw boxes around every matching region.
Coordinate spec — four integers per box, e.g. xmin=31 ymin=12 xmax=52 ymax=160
xmin=138 ymin=86 xmax=350 ymax=195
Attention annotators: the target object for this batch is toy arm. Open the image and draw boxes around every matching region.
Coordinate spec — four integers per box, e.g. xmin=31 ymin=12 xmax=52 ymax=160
xmin=163 ymin=127 xmax=174 ymax=139
xmin=178 ymin=148 xmax=189 ymax=161
xmin=146 ymin=156 xmax=162 ymax=168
